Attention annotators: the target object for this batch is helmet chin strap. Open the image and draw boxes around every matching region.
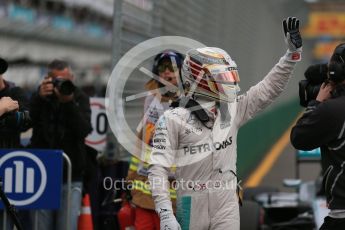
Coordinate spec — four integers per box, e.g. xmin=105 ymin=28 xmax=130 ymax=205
xmin=194 ymin=96 xmax=217 ymax=116
xmin=219 ymin=101 xmax=231 ymax=124
xmin=194 ymin=95 xmax=231 ymax=124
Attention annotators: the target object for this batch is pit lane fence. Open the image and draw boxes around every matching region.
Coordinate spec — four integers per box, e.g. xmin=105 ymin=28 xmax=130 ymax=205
xmin=0 ymin=149 xmax=72 ymax=230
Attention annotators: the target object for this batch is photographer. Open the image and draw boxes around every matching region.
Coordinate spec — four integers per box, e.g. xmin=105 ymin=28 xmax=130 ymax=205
xmin=291 ymin=43 xmax=345 ymax=229
xmin=0 ymin=57 xmax=30 ymax=148
xmin=0 ymin=57 xmax=30 ymax=230
xmin=29 ymin=60 xmax=92 ymax=230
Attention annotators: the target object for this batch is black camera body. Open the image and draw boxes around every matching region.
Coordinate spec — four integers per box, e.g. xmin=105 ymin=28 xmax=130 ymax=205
xmin=0 ymin=111 xmax=31 ymax=130
xmin=299 ymin=63 xmax=328 ymax=107
xmin=299 ymin=44 xmax=345 ymax=107
xmin=52 ymin=78 xmax=76 ymax=96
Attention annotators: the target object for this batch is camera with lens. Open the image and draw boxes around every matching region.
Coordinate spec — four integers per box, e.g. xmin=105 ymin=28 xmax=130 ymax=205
xmin=0 ymin=110 xmax=31 ymax=130
xmin=299 ymin=63 xmax=328 ymax=107
xmin=300 ymin=44 xmax=345 ymax=107
xmin=52 ymin=78 xmax=76 ymax=96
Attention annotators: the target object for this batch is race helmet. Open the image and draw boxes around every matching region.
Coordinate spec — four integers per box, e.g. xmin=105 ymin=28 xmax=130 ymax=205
xmin=181 ymin=47 xmax=240 ymax=103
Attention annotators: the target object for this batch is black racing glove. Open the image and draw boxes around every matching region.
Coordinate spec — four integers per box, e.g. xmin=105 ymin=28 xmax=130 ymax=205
xmin=283 ymin=17 xmax=302 ymax=62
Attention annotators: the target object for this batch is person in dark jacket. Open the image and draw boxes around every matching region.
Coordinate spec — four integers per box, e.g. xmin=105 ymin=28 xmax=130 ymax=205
xmin=0 ymin=58 xmax=31 ymax=230
xmin=29 ymin=59 xmax=92 ymax=230
xmin=291 ymin=43 xmax=345 ymax=230
xmin=0 ymin=57 xmax=30 ymax=148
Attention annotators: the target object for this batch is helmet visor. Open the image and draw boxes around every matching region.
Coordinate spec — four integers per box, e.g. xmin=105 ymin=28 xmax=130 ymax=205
xmin=210 ymin=70 xmax=240 ymax=84
xmin=206 ymin=64 xmax=240 ymax=84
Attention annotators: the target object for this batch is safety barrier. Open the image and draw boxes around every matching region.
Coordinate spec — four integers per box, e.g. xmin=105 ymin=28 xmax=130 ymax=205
xmin=0 ymin=150 xmax=72 ymax=230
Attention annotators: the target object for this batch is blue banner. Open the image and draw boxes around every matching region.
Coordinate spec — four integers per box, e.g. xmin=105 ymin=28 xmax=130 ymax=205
xmin=8 ymin=4 xmax=36 ymax=23
xmin=51 ymin=15 xmax=74 ymax=31
xmin=0 ymin=149 xmax=63 ymax=210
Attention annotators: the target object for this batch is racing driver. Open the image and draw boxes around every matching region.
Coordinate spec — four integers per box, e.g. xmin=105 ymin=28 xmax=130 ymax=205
xmin=148 ymin=17 xmax=303 ymax=230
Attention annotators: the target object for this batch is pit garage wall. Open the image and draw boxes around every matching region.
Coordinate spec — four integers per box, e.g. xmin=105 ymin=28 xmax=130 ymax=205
xmin=237 ymin=98 xmax=303 ymax=179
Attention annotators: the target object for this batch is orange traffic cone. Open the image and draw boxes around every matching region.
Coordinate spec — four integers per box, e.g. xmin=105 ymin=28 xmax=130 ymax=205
xmin=78 ymin=194 xmax=93 ymax=230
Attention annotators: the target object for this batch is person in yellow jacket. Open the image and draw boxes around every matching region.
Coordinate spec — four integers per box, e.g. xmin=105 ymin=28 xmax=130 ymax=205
xmin=126 ymin=51 xmax=184 ymax=230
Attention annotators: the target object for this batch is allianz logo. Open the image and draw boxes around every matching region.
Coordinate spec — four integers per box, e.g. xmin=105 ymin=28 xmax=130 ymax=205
xmin=0 ymin=151 xmax=47 ymax=206
xmin=4 ymin=161 xmax=35 ymax=194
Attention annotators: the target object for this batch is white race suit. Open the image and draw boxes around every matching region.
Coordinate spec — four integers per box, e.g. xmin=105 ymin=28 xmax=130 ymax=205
xmin=148 ymin=53 xmax=297 ymax=230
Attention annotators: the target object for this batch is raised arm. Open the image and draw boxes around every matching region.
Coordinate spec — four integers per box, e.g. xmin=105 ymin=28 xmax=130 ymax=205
xmin=236 ymin=17 xmax=303 ymax=127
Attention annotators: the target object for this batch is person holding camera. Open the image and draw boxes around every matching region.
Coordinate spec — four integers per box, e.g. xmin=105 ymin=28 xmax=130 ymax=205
xmin=0 ymin=57 xmax=31 ymax=230
xmin=29 ymin=59 xmax=92 ymax=230
xmin=291 ymin=43 xmax=345 ymax=230
xmin=0 ymin=57 xmax=30 ymax=148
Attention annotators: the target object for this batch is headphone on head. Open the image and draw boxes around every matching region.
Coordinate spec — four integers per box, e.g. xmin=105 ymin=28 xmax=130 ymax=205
xmin=328 ymin=44 xmax=345 ymax=83
xmin=152 ymin=51 xmax=184 ymax=75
